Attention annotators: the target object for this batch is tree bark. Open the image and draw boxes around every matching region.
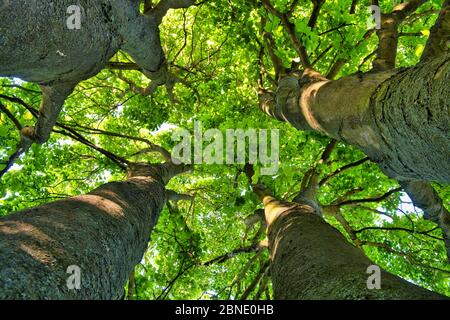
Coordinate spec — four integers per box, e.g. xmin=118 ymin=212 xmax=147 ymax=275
xmin=260 ymin=54 xmax=450 ymax=183
xmin=0 ymin=0 xmax=163 ymax=84
xmin=0 ymin=162 xmax=188 ymax=299
xmin=0 ymin=0 xmax=167 ymax=145
xmin=259 ymin=194 xmax=446 ymax=299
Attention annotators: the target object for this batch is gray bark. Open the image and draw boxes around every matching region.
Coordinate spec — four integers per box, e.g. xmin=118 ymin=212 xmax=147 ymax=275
xmin=0 ymin=0 xmax=163 ymax=83
xmin=0 ymin=162 xmax=188 ymax=299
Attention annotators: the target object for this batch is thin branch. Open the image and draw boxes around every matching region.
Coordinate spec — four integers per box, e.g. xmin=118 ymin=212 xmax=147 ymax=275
xmin=202 ymin=245 xmax=262 ymax=266
xmin=65 ymin=123 xmax=172 ymax=162
xmin=127 ymin=268 xmax=136 ymax=300
xmin=308 ymin=0 xmax=325 ymax=29
xmin=148 ymin=0 xmax=196 ymax=24
xmin=327 ymin=29 xmax=375 ymax=78
xmin=319 ymin=23 xmax=353 ymax=36
xmin=312 ymin=45 xmax=332 ymax=66
xmin=319 ymin=157 xmax=370 ymax=186
xmin=0 ymin=94 xmax=133 ymax=172
xmin=239 ymin=261 xmax=270 ymax=300
xmin=350 ymin=0 xmax=358 ymax=14
xmin=361 ymin=240 xmax=450 ymax=275
xmin=401 ymin=180 xmax=450 ymax=262
xmin=372 ymin=0 xmax=428 ymax=70
xmin=0 ymin=146 xmax=25 ymax=179
xmin=261 ymin=0 xmax=311 ymax=68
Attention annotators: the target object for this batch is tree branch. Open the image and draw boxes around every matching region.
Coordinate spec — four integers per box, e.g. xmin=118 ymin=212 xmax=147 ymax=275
xmin=166 ymin=189 xmax=194 ymax=202
xmin=327 ymin=29 xmax=375 ymax=78
xmin=319 ymin=157 xmax=370 ymax=186
xmin=350 ymin=0 xmax=358 ymax=14
xmin=354 ymin=226 xmax=444 ymax=241
xmin=262 ymin=22 xmax=287 ymax=79
xmin=308 ymin=0 xmax=325 ymax=29
xmin=261 ymin=0 xmax=311 ymax=68
xmin=202 ymin=244 xmax=262 ymax=266
xmin=67 ymin=123 xmax=173 ymax=162
xmin=0 ymin=103 xmax=22 ymax=131
xmin=0 ymin=146 xmax=25 ymax=179
xmin=372 ymin=0 xmax=427 ymax=70
xmin=239 ymin=261 xmax=270 ymax=300
xmin=401 ymin=180 xmax=450 ymax=262
xmin=148 ymin=0 xmax=196 ymax=25
xmin=361 ymin=240 xmax=450 ymax=274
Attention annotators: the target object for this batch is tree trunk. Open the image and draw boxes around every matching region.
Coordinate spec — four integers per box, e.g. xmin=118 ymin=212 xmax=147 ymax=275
xmin=259 ymin=194 xmax=446 ymax=299
xmin=0 ymin=162 xmax=187 ymax=299
xmin=0 ymin=0 xmax=163 ymax=84
xmin=260 ymin=54 xmax=450 ymax=183
xmin=0 ymin=0 xmax=166 ymax=145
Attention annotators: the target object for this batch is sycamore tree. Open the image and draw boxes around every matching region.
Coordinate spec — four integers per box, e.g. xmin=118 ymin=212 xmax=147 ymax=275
xmin=0 ymin=0 xmax=449 ymax=299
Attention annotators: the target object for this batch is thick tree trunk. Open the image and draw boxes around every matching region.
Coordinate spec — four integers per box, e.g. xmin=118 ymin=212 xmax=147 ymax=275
xmin=260 ymin=54 xmax=450 ymax=183
xmin=258 ymin=194 xmax=446 ymax=299
xmin=0 ymin=163 xmax=187 ymax=299
xmin=0 ymin=0 xmax=165 ymax=145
